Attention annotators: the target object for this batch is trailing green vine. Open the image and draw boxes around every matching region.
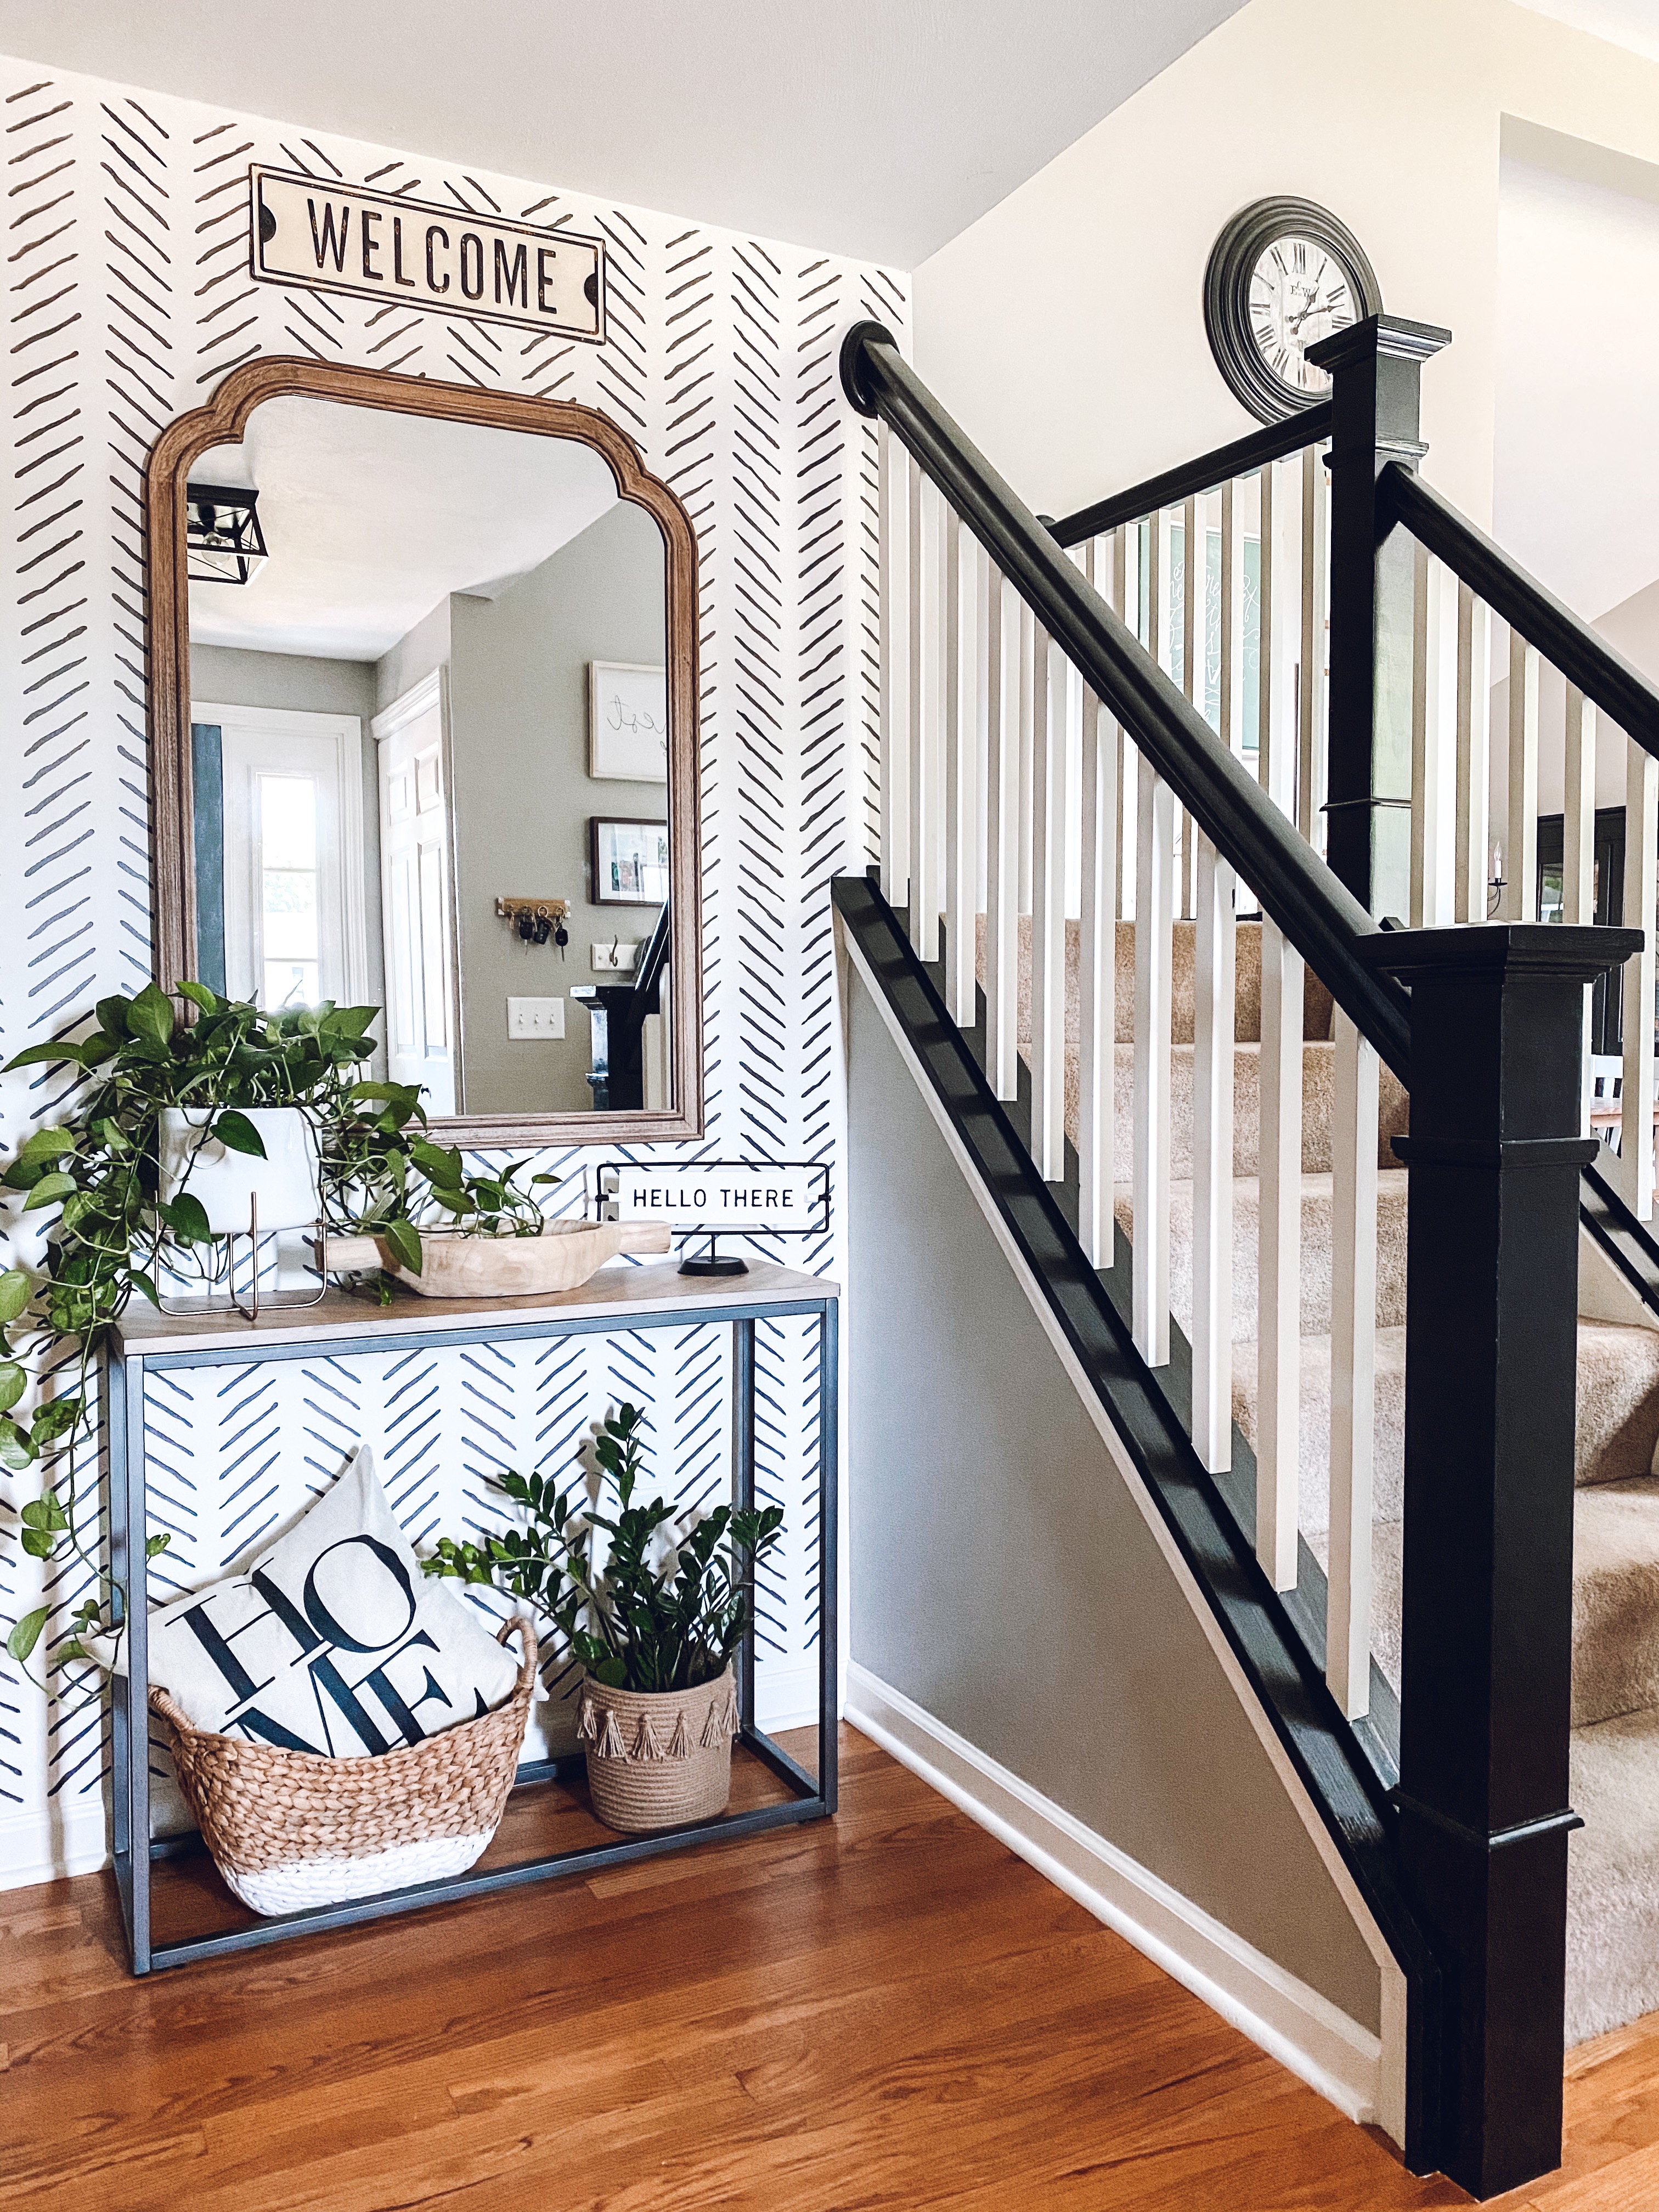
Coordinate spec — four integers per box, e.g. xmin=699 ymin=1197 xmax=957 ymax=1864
xmin=1 ymin=980 xmax=557 ymax=1677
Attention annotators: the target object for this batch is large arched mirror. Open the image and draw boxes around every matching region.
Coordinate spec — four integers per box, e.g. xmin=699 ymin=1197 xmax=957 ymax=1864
xmin=146 ymin=360 xmax=702 ymax=1144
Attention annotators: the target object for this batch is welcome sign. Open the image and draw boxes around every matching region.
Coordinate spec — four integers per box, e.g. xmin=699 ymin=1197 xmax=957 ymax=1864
xmin=250 ymin=165 xmax=606 ymax=342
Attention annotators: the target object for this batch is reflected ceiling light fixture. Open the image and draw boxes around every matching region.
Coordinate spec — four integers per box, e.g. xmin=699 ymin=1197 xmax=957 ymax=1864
xmin=185 ymin=482 xmax=268 ymax=585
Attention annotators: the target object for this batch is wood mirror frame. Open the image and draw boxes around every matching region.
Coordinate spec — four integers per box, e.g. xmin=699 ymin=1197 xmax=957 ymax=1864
xmin=145 ymin=356 xmax=703 ymax=1145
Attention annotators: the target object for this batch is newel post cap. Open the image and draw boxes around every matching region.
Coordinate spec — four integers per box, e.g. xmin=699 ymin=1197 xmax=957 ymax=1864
xmin=840 ymin=319 xmax=898 ymax=417
xmin=1306 ymin=312 xmax=1453 ymax=377
xmin=1358 ymin=920 xmax=1641 ymax=990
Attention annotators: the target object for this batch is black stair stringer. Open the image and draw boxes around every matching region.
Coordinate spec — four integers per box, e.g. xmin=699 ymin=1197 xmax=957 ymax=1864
xmin=834 ymin=870 xmax=1446 ymax=2175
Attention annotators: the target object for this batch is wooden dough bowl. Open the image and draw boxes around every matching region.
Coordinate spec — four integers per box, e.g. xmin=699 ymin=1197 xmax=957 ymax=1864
xmin=323 ymin=1220 xmax=672 ymax=1299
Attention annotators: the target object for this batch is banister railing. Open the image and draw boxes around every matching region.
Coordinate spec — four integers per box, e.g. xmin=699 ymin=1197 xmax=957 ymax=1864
xmin=840 ymin=320 xmax=1409 ymax=1085
xmin=1381 ymin=464 xmax=1659 ymax=756
xmin=1047 ymin=399 xmax=1333 ymax=550
xmin=839 ymin=310 xmax=1612 ymax=2197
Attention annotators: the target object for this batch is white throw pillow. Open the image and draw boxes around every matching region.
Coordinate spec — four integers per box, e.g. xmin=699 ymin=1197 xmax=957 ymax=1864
xmin=117 ymin=1448 xmax=520 ymax=1756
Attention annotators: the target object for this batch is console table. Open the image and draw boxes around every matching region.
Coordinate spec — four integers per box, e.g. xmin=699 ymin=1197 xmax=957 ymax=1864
xmin=105 ymin=1259 xmax=839 ymax=1974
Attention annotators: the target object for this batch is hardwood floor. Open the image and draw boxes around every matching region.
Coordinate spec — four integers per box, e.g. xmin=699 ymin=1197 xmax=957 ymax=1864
xmin=4 ymin=1722 xmax=1636 ymax=2212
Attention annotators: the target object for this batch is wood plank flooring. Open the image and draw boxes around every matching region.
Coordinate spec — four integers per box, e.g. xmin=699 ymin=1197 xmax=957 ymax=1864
xmin=2 ymin=1723 xmax=1641 ymax=2211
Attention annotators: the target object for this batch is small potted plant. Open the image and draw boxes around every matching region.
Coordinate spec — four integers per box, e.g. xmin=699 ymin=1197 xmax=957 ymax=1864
xmin=0 ymin=980 xmax=557 ymax=1679
xmin=425 ymin=1402 xmax=784 ymax=1832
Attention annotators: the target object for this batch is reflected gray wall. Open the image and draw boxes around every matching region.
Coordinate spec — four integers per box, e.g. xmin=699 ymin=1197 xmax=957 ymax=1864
xmin=187 ymin=642 xmax=385 ymax=1068
xmin=846 ymin=967 xmax=1382 ymax=2032
xmin=447 ymin=499 xmax=667 ymax=1116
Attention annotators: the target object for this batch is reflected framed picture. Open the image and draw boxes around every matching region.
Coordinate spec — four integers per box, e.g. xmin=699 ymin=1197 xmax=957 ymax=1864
xmin=591 ymin=815 xmax=669 ymax=907
xmin=589 ymin=661 xmax=668 ymax=782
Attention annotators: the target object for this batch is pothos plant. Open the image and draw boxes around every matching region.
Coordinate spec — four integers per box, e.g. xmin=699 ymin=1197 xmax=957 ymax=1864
xmin=0 ymin=979 xmax=559 ymax=1677
xmin=424 ymin=1401 xmax=785 ymax=1695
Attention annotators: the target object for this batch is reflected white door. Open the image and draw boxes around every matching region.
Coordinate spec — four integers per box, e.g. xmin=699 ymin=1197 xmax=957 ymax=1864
xmin=375 ymin=673 xmax=458 ymax=1116
xmin=194 ymin=701 xmax=371 ymax=1015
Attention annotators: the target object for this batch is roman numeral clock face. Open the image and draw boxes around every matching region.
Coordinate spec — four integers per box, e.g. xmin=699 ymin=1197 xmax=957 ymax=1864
xmin=1248 ymin=238 xmax=1356 ymax=394
xmin=1204 ymin=200 xmax=1379 ymax=425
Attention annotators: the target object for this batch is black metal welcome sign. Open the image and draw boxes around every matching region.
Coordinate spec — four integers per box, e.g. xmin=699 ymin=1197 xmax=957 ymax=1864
xmin=250 ymin=165 xmax=606 ymax=342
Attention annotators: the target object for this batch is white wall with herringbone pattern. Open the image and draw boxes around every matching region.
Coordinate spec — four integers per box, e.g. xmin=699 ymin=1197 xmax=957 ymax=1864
xmin=0 ymin=57 xmax=906 ymax=1884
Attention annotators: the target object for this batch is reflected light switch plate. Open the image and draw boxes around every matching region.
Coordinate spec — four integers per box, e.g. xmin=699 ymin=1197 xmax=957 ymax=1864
xmin=507 ymin=996 xmax=564 ymax=1040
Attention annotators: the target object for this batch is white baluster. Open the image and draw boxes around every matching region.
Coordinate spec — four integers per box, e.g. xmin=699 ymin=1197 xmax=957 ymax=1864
xmin=1564 ymin=687 xmax=1596 ymax=926
xmin=906 ymin=461 xmax=934 ymax=956
xmin=1220 ymin=478 xmax=1244 ymax=760
xmin=1193 ymin=832 xmax=1236 ymax=1472
xmin=1260 ymin=459 xmax=1297 ymax=818
xmin=1031 ymin=625 xmax=1068 ymax=1182
xmin=1116 ymin=524 xmax=1138 ymax=922
xmin=1503 ymin=632 xmax=1538 ymax=924
xmin=984 ymin=564 xmax=1018 ymax=1102
xmin=1454 ymin=585 xmax=1491 ymax=924
xmin=1621 ymin=729 xmax=1658 ymax=1221
xmin=879 ymin=422 xmax=909 ymax=906
xmin=943 ymin=508 xmax=976 ymax=1023
xmin=1410 ymin=543 xmax=1449 ymax=928
xmin=1078 ymin=535 xmax=1118 ymax=1268
xmin=1180 ymin=492 xmax=1203 ymax=917
xmin=1329 ymin=1009 xmax=1379 ymax=1722
xmin=1257 ymin=916 xmax=1302 ymax=1590
xmin=1018 ymin=598 xmax=1035 ymax=918
xmin=1299 ymin=443 xmax=1329 ymax=850
xmin=1133 ymin=763 xmax=1174 ymax=1367
xmin=1566 ymin=684 xmax=1597 ymax=1135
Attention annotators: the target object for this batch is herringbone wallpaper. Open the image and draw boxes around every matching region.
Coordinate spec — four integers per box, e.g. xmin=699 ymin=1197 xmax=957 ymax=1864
xmin=0 ymin=57 xmax=907 ymax=1882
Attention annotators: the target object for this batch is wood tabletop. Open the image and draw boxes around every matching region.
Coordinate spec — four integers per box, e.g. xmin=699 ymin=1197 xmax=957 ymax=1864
xmin=111 ymin=1256 xmax=838 ymax=1356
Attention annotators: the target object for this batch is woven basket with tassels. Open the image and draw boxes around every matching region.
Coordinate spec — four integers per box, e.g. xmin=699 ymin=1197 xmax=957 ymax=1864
xmin=149 ymin=1615 xmax=537 ymax=1917
xmin=577 ymin=1663 xmax=737 ymax=1832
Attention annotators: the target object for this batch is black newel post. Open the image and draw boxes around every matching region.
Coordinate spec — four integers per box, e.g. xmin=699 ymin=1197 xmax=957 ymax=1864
xmin=1361 ymin=923 xmax=1639 ymax=2199
xmin=1309 ymin=314 xmax=1451 ymax=922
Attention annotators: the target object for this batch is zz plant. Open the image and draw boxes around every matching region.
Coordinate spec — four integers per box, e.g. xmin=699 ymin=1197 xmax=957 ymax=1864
xmin=1 ymin=979 xmax=556 ymax=1675
xmin=425 ymin=1402 xmax=785 ymax=1694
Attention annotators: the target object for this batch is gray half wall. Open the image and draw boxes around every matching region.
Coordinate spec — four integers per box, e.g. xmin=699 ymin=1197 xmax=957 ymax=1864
xmin=846 ymin=965 xmax=1381 ymax=2033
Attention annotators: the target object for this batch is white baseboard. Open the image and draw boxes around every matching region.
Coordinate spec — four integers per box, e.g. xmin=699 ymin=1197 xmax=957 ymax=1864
xmin=756 ymin=1659 xmax=819 ymax=1735
xmin=0 ymin=1799 xmax=110 ymax=1890
xmin=846 ymin=1661 xmax=1386 ymax=2131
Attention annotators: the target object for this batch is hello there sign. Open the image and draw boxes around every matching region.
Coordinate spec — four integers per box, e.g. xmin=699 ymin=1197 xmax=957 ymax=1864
xmin=599 ymin=1162 xmax=832 ymax=1237
xmin=250 ymin=165 xmax=606 ymax=342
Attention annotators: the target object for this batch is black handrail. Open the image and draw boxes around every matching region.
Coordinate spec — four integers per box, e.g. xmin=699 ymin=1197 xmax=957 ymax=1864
xmin=1383 ymin=464 xmax=1659 ymax=758
xmin=1047 ymin=401 xmax=1332 ymax=550
xmin=840 ymin=322 xmax=1410 ymax=1085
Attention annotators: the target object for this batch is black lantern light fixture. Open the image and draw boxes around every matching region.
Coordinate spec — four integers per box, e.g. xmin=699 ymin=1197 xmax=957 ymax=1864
xmin=186 ymin=482 xmax=268 ymax=586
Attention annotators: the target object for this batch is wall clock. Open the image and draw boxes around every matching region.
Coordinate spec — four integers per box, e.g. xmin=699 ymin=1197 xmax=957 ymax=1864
xmin=1203 ymin=197 xmax=1382 ymax=425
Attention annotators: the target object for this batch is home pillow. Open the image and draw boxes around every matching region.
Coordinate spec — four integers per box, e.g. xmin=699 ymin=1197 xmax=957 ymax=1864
xmin=137 ymin=1448 xmax=520 ymax=1756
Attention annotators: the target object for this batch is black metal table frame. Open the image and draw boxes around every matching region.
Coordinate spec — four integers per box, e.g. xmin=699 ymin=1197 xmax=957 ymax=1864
xmin=105 ymin=1289 xmax=839 ymax=1974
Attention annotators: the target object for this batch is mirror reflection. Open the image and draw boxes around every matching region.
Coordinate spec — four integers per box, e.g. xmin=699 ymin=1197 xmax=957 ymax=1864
xmin=186 ymin=394 xmax=672 ymax=1119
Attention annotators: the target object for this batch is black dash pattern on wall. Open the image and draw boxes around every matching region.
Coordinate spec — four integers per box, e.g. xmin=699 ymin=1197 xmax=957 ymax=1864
xmin=0 ymin=58 xmax=907 ymax=1870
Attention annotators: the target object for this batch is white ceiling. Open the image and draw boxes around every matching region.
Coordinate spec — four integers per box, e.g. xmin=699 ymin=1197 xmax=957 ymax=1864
xmin=188 ymin=397 xmax=618 ymax=660
xmin=1513 ymin=0 xmax=1659 ymax=63
xmin=0 ymin=0 xmax=1244 ymax=268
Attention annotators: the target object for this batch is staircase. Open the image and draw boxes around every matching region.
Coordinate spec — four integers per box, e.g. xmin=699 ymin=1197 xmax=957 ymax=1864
xmin=837 ymin=309 xmax=1659 ymax=2198
xmin=991 ymin=909 xmax=1659 ymax=2044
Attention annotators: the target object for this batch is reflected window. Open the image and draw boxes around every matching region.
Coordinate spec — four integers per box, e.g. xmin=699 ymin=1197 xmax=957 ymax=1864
xmin=258 ymin=774 xmax=321 ymax=1008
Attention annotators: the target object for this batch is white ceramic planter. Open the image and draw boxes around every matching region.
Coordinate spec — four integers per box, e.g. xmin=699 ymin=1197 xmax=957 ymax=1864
xmin=157 ymin=1106 xmax=320 ymax=1233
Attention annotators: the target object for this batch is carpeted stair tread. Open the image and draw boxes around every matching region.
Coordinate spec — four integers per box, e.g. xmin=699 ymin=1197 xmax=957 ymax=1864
xmin=1566 ymin=1707 xmax=1659 ymax=2046
xmin=1118 ymin=1170 xmax=1410 ymax=1339
xmin=1576 ymin=1322 xmax=1659 ymax=1489
xmin=1572 ymin=1479 xmax=1659 ymax=1730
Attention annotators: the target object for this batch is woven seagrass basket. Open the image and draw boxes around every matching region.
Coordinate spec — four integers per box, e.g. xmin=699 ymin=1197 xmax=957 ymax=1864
xmin=576 ymin=1663 xmax=737 ymax=1832
xmin=149 ymin=1615 xmax=537 ymax=1917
